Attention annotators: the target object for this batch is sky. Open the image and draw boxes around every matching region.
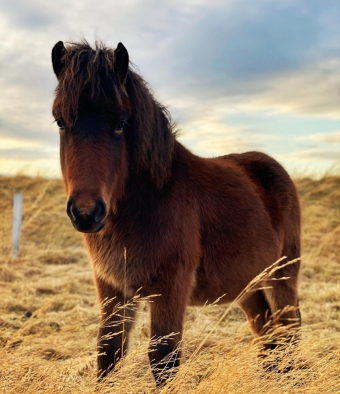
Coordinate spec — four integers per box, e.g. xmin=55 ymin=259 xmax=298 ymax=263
xmin=0 ymin=0 xmax=339 ymax=177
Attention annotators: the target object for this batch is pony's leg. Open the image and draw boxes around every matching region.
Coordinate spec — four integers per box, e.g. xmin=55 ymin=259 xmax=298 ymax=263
xmin=264 ymin=247 xmax=301 ymax=329
xmin=95 ymin=276 xmax=136 ymax=379
xmin=239 ymin=288 xmax=297 ymax=352
xmin=263 ymin=270 xmax=301 ymax=336
xmin=238 ymin=290 xmax=275 ymax=349
xmin=261 ymin=260 xmax=301 ymax=371
xmin=148 ymin=270 xmax=194 ymax=385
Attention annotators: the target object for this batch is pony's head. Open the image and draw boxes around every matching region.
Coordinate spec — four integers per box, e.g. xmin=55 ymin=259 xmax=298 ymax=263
xmin=51 ymin=40 xmax=175 ymax=233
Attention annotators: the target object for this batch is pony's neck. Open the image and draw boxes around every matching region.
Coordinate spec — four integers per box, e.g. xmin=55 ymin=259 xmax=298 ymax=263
xmin=124 ymin=139 xmax=188 ymax=194
xmin=125 ymin=71 xmax=175 ymax=189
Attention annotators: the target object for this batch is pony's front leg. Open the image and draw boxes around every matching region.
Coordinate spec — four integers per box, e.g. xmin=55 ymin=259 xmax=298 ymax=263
xmin=95 ymin=276 xmax=136 ymax=379
xmin=148 ymin=269 xmax=194 ymax=385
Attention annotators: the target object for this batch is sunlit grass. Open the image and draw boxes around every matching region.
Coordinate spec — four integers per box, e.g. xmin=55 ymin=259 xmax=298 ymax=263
xmin=0 ymin=174 xmax=339 ymax=392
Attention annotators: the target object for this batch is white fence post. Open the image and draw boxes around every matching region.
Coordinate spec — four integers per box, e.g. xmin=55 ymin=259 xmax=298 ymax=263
xmin=12 ymin=193 xmax=23 ymax=257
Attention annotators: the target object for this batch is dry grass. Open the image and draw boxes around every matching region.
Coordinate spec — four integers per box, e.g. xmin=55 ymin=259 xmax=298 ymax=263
xmin=0 ymin=174 xmax=340 ymax=393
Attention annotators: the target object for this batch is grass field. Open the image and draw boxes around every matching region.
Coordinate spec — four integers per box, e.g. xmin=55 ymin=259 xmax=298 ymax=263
xmin=0 ymin=174 xmax=340 ymax=393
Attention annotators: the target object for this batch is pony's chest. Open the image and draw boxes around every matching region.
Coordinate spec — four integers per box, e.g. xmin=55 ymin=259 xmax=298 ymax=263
xmin=85 ymin=232 xmax=153 ymax=296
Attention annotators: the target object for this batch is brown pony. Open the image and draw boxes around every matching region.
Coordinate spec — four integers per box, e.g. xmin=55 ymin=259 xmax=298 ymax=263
xmin=51 ymin=40 xmax=301 ymax=384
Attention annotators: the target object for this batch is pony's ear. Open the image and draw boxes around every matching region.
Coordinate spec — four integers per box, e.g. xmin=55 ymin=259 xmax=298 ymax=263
xmin=114 ymin=42 xmax=129 ymax=85
xmin=52 ymin=41 xmax=65 ymax=78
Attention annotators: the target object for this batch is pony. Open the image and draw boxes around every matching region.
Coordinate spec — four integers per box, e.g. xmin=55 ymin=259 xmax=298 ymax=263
xmin=51 ymin=40 xmax=301 ymax=384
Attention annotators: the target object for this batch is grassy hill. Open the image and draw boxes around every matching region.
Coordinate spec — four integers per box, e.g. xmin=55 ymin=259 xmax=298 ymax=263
xmin=0 ymin=174 xmax=339 ymax=393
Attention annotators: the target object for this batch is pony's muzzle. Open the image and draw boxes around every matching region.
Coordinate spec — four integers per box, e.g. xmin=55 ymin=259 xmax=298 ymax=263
xmin=67 ymin=197 xmax=107 ymax=233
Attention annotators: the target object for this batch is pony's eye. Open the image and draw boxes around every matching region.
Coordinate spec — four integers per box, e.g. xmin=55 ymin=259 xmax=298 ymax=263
xmin=115 ymin=120 xmax=128 ymax=135
xmin=56 ymin=119 xmax=64 ymax=129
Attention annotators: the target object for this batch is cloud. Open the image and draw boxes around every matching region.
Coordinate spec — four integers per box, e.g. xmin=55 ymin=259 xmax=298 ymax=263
xmin=0 ymin=0 xmax=339 ymax=176
xmin=180 ymin=2 xmax=317 ymax=74
xmin=176 ymin=113 xmax=277 ymax=157
xmin=0 ymin=147 xmax=58 ymax=160
xmin=276 ymin=122 xmax=340 ymax=165
xmin=240 ymin=59 xmax=340 ymax=118
xmin=148 ymin=0 xmax=339 ymax=95
xmin=298 ymin=130 xmax=340 ymax=145
xmin=281 ymin=149 xmax=340 ymax=161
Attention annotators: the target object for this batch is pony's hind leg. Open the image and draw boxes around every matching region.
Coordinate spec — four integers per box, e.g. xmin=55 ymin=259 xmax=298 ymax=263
xmin=264 ymin=247 xmax=301 ymax=332
xmin=238 ymin=289 xmax=276 ymax=349
xmin=260 ymin=258 xmax=301 ymax=371
xmin=239 ymin=272 xmax=300 ymax=372
xmin=263 ymin=270 xmax=301 ymax=339
xmin=265 ymin=208 xmax=302 ymax=334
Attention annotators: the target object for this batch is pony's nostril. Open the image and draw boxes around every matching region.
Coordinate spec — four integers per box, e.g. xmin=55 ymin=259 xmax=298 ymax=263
xmin=67 ymin=199 xmax=80 ymax=222
xmin=66 ymin=197 xmax=106 ymax=228
xmin=89 ymin=199 xmax=107 ymax=223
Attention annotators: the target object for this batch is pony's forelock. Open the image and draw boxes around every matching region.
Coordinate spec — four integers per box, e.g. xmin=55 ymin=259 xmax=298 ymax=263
xmin=54 ymin=40 xmax=123 ymax=126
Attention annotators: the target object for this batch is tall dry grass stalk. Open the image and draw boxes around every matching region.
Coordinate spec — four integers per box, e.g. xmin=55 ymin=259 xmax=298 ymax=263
xmin=0 ymin=174 xmax=340 ymax=393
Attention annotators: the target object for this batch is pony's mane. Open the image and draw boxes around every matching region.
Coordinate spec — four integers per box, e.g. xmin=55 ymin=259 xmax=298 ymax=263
xmin=54 ymin=40 xmax=176 ymax=188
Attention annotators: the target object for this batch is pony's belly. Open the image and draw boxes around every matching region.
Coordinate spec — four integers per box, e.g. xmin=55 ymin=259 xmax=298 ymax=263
xmin=189 ymin=259 xmax=270 ymax=306
xmin=189 ymin=282 xmax=240 ymax=306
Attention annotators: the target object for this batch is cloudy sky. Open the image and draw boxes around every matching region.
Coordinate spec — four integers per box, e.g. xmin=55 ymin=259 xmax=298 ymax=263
xmin=0 ymin=0 xmax=339 ymax=177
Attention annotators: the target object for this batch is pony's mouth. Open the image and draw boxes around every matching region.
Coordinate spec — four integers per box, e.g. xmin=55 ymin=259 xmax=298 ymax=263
xmin=71 ymin=218 xmax=107 ymax=233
